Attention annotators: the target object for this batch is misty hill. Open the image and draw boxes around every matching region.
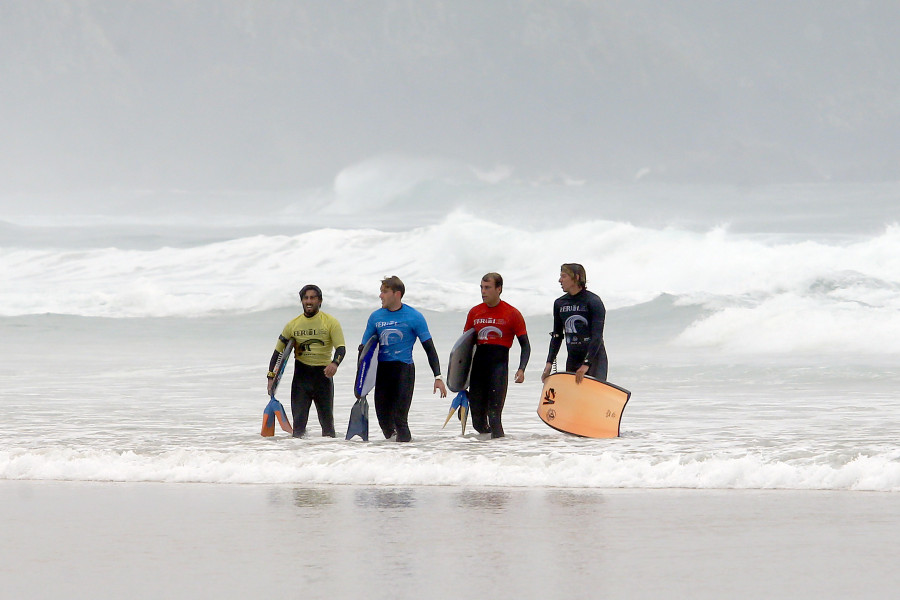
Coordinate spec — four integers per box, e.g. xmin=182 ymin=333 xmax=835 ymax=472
xmin=2 ymin=0 xmax=900 ymax=191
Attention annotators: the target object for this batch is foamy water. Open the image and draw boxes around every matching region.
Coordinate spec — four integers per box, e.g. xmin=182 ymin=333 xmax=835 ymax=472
xmin=2 ymin=306 xmax=898 ymax=492
xmin=2 ymin=170 xmax=899 ymax=491
xmin=4 ymin=212 xmax=900 ymax=354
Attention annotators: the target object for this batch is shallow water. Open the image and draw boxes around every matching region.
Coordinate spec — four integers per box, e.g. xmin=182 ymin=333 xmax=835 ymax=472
xmin=3 ymin=308 xmax=898 ymax=491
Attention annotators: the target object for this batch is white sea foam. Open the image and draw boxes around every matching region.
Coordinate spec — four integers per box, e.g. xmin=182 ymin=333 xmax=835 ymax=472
xmin=676 ymin=292 xmax=900 ymax=353
xmin=3 ymin=211 xmax=900 ymax=355
xmin=2 ymin=446 xmax=898 ymax=491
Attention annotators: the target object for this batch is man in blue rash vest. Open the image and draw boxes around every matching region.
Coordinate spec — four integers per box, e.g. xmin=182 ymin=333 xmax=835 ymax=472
xmin=463 ymin=272 xmax=531 ymax=438
xmin=267 ymin=285 xmax=346 ymax=437
xmin=361 ymin=276 xmax=447 ymax=442
xmin=541 ymin=263 xmax=608 ymax=384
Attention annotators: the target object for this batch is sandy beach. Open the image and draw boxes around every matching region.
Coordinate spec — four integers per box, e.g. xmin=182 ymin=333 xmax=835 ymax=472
xmin=2 ymin=481 xmax=898 ymax=599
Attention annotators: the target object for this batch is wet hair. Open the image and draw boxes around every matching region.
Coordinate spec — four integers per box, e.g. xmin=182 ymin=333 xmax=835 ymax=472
xmin=482 ymin=272 xmax=503 ymax=289
xmin=380 ymin=275 xmax=405 ymax=297
xmin=299 ymin=284 xmax=323 ymax=300
xmin=560 ymin=263 xmax=587 ymax=289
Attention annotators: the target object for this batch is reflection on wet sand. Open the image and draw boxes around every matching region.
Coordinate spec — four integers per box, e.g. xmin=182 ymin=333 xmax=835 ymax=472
xmin=265 ymin=486 xmax=337 ymax=509
xmin=545 ymin=489 xmax=606 ymax=507
xmin=354 ymin=487 xmax=416 ymax=510
xmin=455 ymin=488 xmax=512 ymax=511
xmin=291 ymin=487 xmax=337 ymax=508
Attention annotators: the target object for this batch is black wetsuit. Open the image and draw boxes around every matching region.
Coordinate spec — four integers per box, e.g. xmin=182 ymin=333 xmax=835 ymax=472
xmin=290 ymin=361 xmax=336 ymax=437
xmin=373 ymin=361 xmax=416 ymax=442
xmin=546 ymin=288 xmax=608 ymax=381
xmin=468 ymin=336 xmax=530 ymax=438
xmin=370 ymin=338 xmax=442 ymax=442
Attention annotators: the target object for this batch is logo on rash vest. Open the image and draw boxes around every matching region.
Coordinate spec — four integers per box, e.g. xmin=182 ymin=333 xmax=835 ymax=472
xmin=560 ymin=305 xmax=586 ymax=313
xmin=477 ymin=326 xmax=503 ymax=341
xmin=297 ymin=339 xmax=326 ymax=351
xmin=474 ymin=317 xmax=507 ymax=325
xmin=295 ymin=328 xmax=324 ymax=337
xmin=563 ymin=315 xmax=588 ymax=334
xmin=379 ymin=328 xmax=404 ymax=346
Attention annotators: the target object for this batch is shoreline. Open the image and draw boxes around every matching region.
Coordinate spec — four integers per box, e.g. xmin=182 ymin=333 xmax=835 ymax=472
xmin=3 ymin=480 xmax=898 ymax=599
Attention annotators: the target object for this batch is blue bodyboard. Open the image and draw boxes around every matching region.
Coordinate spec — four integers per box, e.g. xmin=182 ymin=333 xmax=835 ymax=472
xmin=347 ymin=335 xmax=377 ymax=440
xmin=354 ymin=335 xmax=378 ymax=399
xmin=270 ymin=339 xmax=295 ymax=396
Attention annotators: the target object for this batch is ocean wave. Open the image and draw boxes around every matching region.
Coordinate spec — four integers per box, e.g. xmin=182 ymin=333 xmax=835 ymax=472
xmin=2 ymin=446 xmax=898 ymax=491
xmin=675 ymin=291 xmax=900 ymax=353
xmin=4 ymin=214 xmax=900 ymax=353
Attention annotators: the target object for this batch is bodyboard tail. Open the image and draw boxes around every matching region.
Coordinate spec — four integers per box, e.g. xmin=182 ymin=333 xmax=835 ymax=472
xmin=537 ymin=373 xmax=630 ymax=438
xmin=345 ymin=397 xmax=369 ymax=441
xmin=446 ymin=329 xmax=477 ymax=393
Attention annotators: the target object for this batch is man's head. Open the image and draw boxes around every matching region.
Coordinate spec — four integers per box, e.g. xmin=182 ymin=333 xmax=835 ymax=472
xmin=299 ymin=284 xmax=323 ymax=317
xmin=379 ymin=276 xmax=405 ymax=310
xmin=480 ymin=272 xmax=503 ymax=307
xmin=559 ymin=263 xmax=587 ymax=294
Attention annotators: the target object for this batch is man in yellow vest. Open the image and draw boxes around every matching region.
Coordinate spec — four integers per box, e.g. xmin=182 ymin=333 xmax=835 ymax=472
xmin=267 ymin=284 xmax=346 ymax=437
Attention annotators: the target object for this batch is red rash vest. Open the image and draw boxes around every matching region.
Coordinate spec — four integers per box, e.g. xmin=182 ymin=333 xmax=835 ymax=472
xmin=464 ymin=300 xmax=527 ymax=349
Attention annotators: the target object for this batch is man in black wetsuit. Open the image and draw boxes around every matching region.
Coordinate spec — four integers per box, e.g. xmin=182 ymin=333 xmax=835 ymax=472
xmin=541 ymin=263 xmax=608 ymax=383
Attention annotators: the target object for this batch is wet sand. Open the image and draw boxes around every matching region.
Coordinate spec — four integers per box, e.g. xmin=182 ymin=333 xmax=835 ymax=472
xmin=2 ymin=481 xmax=898 ymax=599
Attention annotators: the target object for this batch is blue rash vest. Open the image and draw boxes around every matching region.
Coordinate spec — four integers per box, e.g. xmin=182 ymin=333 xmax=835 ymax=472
xmin=361 ymin=304 xmax=433 ymax=364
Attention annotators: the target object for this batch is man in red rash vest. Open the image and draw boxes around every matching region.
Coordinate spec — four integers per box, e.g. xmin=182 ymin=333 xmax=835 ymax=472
xmin=462 ymin=272 xmax=531 ymax=438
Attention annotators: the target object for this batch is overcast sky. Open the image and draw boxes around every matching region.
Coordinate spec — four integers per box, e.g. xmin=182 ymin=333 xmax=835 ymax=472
xmin=3 ymin=0 xmax=900 ymax=192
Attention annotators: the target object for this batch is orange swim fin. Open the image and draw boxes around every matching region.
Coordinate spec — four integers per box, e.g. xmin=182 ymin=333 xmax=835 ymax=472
xmin=261 ymin=396 xmax=293 ymax=437
xmin=261 ymin=412 xmax=275 ymax=437
xmin=275 ymin=408 xmax=293 ymax=434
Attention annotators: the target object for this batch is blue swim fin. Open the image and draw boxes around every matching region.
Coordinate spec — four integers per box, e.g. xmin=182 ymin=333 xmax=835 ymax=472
xmin=442 ymin=390 xmax=469 ymax=435
xmin=261 ymin=396 xmax=293 ymax=437
xmin=345 ymin=396 xmax=369 ymax=441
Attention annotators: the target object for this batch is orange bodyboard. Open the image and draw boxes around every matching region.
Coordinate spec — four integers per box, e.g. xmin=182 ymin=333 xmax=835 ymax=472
xmin=537 ymin=373 xmax=631 ymax=438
